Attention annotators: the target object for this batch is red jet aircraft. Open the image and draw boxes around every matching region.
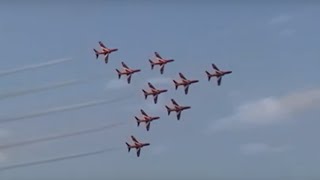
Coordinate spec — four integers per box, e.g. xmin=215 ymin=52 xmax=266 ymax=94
xmin=93 ymin=41 xmax=118 ymax=64
xmin=205 ymin=63 xmax=232 ymax=86
xmin=116 ymin=62 xmax=141 ymax=84
xmin=148 ymin=52 xmax=174 ymax=74
xmin=142 ymin=82 xmax=168 ymax=104
xmin=173 ymin=72 xmax=199 ymax=95
xmin=165 ymin=99 xmax=191 ymax=120
xmin=125 ymin=135 xmax=150 ymax=157
xmin=135 ymin=109 xmax=160 ymax=131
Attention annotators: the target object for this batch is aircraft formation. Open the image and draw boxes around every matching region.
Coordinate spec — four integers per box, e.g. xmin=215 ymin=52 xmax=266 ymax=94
xmin=93 ymin=41 xmax=232 ymax=157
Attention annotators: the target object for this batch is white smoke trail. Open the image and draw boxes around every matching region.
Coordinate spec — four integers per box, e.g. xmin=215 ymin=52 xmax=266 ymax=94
xmin=0 ymin=122 xmax=126 ymax=150
xmin=0 ymin=80 xmax=81 ymax=100
xmin=0 ymin=58 xmax=72 ymax=77
xmin=0 ymin=93 xmax=135 ymax=124
xmin=0 ymin=147 xmax=121 ymax=172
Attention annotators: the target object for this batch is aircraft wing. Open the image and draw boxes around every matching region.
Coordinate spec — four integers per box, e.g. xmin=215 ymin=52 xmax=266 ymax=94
xmin=127 ymin=75 xmax=132 ymax=84
xmin=212 ymin=63 xmax=220 ymax=71
xmin=131 ymin=135 xmax=139 ymax=143
xmin=171 ymin=99 xmax=179 ymax=106
xmin=137 ymin=148 xmax=141 ymax=157
xmin=160 ymin=65 xmax=165 ymax=74
xmin=184 ymin=85 xmax=189 ymax=95
xmin=154 ymin=52 xmax=162 ymax=59
xmin=177 ymin=111 xmax=181 ymax=120
xmin=217 ymin=77 xmax=222 ymax=86
xmin=148 ymin=82 xmax=156 ymax=89
xmin=121 ymin=62 xmax=129 ymax=69
xmin=146 ymin=122 xmax=151 ymax=131
xmin=140 ymin=109 xmax=148 ymax=116
xmin=99 ymin=41 xmax=107 ymax=49
xmin=153 ymin=95 xmax=158 ymax=104
xmin=179 ymin=72 xmax=187 ymax=80
xmin=104 ymin=54 xmax=109 ymax=64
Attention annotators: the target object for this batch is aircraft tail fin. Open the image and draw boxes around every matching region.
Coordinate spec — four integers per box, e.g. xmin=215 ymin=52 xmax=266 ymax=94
xmin=149 ymin=59 xmax=154 ymax=69
xmin=173 ymin=80 xmax=179 ymax=90
xmin=93 ymin=49 xmax=99 ymax=59
xmin=165 ymin=105 xmax=171 ymax=115
xmin=205 ymin=71 xmax=211 ymax=81
xmin=135 ymin=116 xmax=140 ymax=127
xmin=125 ymin=142 xmax=131 ymax=152
xmin=142 ymin=89 xmax=148 ymax=99
xmin=116 ymin=69 xmax=121 ymax=79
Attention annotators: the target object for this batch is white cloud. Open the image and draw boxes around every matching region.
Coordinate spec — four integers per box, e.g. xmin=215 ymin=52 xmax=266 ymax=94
xmin=208 ymin=88 xmax=320 ymax=132
xmin=240 ymin=143 xmax=288 ymax=155
xmin=105 ymin=79 xmax=129 ymax=90
xmin=269 ymin=14 xmax=292 ymax=25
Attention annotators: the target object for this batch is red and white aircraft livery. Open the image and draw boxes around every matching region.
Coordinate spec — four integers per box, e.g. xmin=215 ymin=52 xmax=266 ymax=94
xmin=142 ymin=82 xmax=168 ymax=104
xmin=165 ymin=99 xmax=191 ymax=120
xmin=135 ymin=109 xmax=160 ymax=131
xmin=173 ymin=72 xmax=199 ymax=95
xmin=116 ymin=62 xmax=141 ymax=84
xmin=149 ymin=52 xmax=174 ymax=74
xmin=205 ymin=63 xmax=232 ymax=86
xmin=93 ymin=41 xmax=118 ymax=64
xmin=125 ymin=135 xmax=150 ymax=157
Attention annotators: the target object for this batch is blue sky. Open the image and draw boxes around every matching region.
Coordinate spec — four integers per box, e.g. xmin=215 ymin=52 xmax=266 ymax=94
xmin=0 ymin=1 xmax=320 ymax=179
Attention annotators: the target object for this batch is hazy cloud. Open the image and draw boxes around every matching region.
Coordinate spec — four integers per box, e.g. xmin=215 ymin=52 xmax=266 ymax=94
xmin=208 ymin=88 xmax=320 ymax=132
xmin=0 ymin=152 xmax=7 ymax=163
xmin=268 ymin=15 xmax=296 ymax=37
xmin=269 ymin=14 xmax=292 ymax=25
xmin=150 ymin=145 xmax=167 ymax=155
xmin=279 ymin=29 xmax=296 ymax=37
xmin=241 ymin=143 xmax=288 ymax=155
xmin=105 ymin=79 xmax=129 ymax=90
xmin=143 ymin=94 xmax=167 ymax=114
xmin=145 ymin=77 xmax=172 ymax=86
xmin=0 ymin=129 xmax=11 ymax=139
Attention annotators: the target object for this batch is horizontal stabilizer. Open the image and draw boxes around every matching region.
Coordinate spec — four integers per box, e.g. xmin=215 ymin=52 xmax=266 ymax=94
xmin=149 ymin=59 xmax=154 ymax=69
xmin=135 ymin=117 xmax=141 ymax=127
xmin=173 ymin=80 xmax=179 ymax=90
xmin=125 ymin=142 xmax=131 ymax=152
xmin=165 ymin=105 xmax=171 ymax=115
xmin=205 ymin=71 xmax=211 ymax=81
xmin=116 ymin=69 xmax=121 ymax=79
